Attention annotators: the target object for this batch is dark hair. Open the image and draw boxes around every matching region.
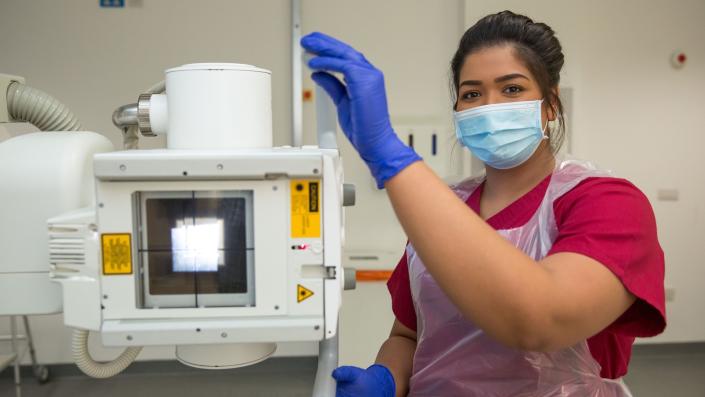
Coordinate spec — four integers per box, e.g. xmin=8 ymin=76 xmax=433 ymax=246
xmin=451 ymin=10 xmax=566 ymax=151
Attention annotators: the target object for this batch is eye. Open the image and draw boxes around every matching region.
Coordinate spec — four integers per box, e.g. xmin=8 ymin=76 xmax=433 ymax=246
xmin=461 ymin=91 xmax=481 ymax=100
xmin=503 ymin=85 xmax=524 ymax=95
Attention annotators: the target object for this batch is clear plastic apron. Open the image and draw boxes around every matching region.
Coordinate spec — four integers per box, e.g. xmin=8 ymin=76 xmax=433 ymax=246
xmin=407 ymin=158 xmax=633 ymax=396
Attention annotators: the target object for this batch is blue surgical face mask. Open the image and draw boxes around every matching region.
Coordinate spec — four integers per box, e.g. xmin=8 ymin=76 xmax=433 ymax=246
xmin=454 ymin=100 xmax=548 ymax=169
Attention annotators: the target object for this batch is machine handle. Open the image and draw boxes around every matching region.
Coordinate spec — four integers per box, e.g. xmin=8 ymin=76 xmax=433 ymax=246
xmin=315 ymin=84 xmax=339 ymax=150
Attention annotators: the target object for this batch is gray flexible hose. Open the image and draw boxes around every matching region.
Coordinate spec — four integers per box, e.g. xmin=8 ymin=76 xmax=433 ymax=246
xmin=6 ymin=82 xmax=82 ymax=131
xmin=72 ymin=329 xmax=142 ymax=378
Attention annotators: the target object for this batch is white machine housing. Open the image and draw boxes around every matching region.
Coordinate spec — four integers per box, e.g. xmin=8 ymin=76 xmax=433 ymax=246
xmin=40 ymin=61 xmax=350 ymax=377
xmin=50 ymin=147 xmax=345 ymax=347
xmin=0 ymin=132 xmax=113 ymax=316
xmin=144 ymin=63 xmax=273 ymax=150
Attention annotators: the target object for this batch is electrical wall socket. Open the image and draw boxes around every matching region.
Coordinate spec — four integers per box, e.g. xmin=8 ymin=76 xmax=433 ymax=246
xmin=665 ymin=287 xmax=676 ymax=302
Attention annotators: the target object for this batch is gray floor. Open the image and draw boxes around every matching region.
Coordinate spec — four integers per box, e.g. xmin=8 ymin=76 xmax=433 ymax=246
xmin=0 ymin=358 xmax=317 ymax=397
xmin=2 ymin=344 xmax=704 ymax=397
xmin=624 ymin=343 xmax=705 ymax=397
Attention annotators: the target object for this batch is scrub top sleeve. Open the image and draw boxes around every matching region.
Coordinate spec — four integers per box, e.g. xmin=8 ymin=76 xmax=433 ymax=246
xmin=387 ymin=251 xmax=418 ymax=332
xmin=548 ymin=177 xmax=666 ymax=337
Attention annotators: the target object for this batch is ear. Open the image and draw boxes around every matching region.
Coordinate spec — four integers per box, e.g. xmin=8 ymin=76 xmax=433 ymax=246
xmin=547 ymin=86 xmax=560 ymax=121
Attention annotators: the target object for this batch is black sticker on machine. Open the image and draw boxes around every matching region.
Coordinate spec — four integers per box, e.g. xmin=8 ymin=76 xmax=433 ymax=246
xmin=309 ymin=182 xmax=319 ymax=212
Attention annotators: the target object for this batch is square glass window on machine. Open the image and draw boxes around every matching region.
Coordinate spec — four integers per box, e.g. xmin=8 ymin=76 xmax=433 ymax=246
xmin=135 ymin=190 xmax=255 ymax=308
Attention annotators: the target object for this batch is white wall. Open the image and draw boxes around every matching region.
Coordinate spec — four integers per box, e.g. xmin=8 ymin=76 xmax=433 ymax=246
xmin=465 ymin=0 xmax=705 ymax=343
xmin=0 ymin=0 xmax=293 ymax=149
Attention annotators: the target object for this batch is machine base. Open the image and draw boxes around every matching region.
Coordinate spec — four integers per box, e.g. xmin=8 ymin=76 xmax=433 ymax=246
xmin=175 ymin=343 xmax=277 ymax=369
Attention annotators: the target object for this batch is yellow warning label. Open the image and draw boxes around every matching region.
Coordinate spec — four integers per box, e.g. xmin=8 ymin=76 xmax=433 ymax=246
xmin=290 ymin=180 xmax=321 ymax=238
xmin=297 ymin=284 xmax=314 ymax=303
xmin=101 ymin=234 xmax=132 ymax=275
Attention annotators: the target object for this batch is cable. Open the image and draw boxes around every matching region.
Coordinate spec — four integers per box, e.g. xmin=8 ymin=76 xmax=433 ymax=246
xmin=71 ymin=329 xmax=142 ymax=378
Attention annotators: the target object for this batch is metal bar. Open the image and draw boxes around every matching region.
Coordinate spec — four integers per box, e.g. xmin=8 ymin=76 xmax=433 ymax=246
xmin=10 ymin=316 xmax=21 ymax=396
xmin=22 ymin=316 xmax=39 ymax=368
xmin=112 ymin=103 xmax=138 ymax=129
xmin=315 ymin=85 xmax=338 ymax=150
xmin=312 ymin=318 xmax=338 ymax=397
xmin=293 ymin=3 xmax=338 ymax=396
xmin=292 ymin=0 xmax=303 ymax=147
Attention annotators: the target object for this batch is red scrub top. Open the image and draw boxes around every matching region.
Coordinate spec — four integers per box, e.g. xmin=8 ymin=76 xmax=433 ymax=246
xmin=387 ymin=175 xmax=666 ymax=379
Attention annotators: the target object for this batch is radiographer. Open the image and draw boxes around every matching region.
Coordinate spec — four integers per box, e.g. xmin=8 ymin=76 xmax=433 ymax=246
xmin=301 ymin=10 xmax=666 ymax=397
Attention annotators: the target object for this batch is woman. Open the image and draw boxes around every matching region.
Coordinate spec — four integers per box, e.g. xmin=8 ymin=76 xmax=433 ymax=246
xmin=301 ymin=10 xmax=665 ymax=397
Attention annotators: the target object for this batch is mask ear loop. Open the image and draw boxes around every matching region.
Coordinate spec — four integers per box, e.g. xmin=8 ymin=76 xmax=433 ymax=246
xmin=539 ymin=99 xmax=550 ymax=140
xmin=541 ymin=120 xmax=550 ymax=137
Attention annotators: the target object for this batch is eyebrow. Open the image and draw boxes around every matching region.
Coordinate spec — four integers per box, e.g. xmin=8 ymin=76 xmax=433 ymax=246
xmin=459 ymin=73 xmax=530 ymax=87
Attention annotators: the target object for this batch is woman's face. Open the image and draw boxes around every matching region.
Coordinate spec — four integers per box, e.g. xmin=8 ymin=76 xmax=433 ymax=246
xmin=455 ymin=45 xmax=553 ymax=125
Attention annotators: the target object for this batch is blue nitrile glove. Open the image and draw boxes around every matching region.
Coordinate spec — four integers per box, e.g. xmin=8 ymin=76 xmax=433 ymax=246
xmin=332 ymin=364 xmax=396 ymax=397
xmin=301 ymin=32 xmax=421 ymax=189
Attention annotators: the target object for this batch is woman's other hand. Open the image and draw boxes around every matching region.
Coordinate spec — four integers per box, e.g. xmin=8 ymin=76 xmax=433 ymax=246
xmin=332 ymin=364 xmax=396 ymax=397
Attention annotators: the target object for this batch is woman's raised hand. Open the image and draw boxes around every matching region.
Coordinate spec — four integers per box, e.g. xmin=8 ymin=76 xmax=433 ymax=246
xmin=301 ymin=32 xmax=421 ymax=188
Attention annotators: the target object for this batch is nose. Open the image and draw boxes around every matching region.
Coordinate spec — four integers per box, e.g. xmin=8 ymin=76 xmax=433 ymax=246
xmin=483 ymin=91 xmax=501 ymax=106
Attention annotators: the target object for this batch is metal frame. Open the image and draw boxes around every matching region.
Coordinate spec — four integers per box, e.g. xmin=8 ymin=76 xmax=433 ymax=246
xmin=0 ymin=316 xmax=49 ymax=397
xmin=291 ymin=1 xmax=341 ymax=394
xmin=292 ymin=0 xmax=303 ymax=147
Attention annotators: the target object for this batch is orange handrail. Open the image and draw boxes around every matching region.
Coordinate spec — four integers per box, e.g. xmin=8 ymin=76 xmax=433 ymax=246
xmin=355 ymin=270 xmax=393 ymax=282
